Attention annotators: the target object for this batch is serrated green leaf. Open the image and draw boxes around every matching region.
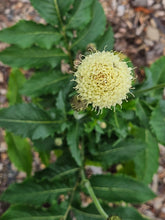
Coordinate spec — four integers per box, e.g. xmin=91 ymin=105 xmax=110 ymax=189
xmin=67 ymin=123 xmax=82 ymax=166
xmin=33 ymin=136 xmax=55 ymax=153
xmin=67 ymin=0 xmax=93 ymax=30
xmin=71 ymin=0 xmax=106 ymax=49
xmin=30 ymin=0 xmax=58 ymax=26
xmin=21 ymin=71 xmax=71 ymax=97
xmin=0 ymin=46 xmax=67 ymax=69
xmin=71 ymin=206 xmax=104 ymax=220
xmin=7 ymin=68 xmax=26 ymax=105
xmin=137 ymin=56 xmax=165 ymax=96
xmin=57 ymin=0 xmax=75 ymax=15
xmin=1 ymin=178 xmax=74 ymax=206
xmin=0 ymin=20 xmax=62 ymax=49
xmin=5 ymin=132 xmax=32 ymax=177
xmin=146 ymin=56 xmax=165 ymax=86
xmin=90 ymin=174 xmax=155 ymax=203
xmin=0 ymin=103 xmax=63 ymax=140
xmin=35 ymin=154 xmax=79 ymax=181
xmin=150 ymin=100 xmax=165 ymax=145
xmin=56 ymin=90 xmax=66 ymax=116
xmin=0 ymin=162 xmax=76 ymax=215
xmin=36 ymin=163 xmax=79 ymax=182
xmin=133 ymin=130 xmax=159 ymax=184
xmin=135 ymin=99 xmax=149 ymax=128
xmin=72 ymin=204 xmax=149 ymax=220
xmin=96 ymin=26 xmax=114 ymax=51
xmin=30 ymin=0 xmax=74 ymax=26
xmin=95 ymin=138 xmax=145 ymax=167
xmin=0 ymin=204 xmax=68 ymax=220
xmin=106 ymin=206 xmax=149 ymax=220
xmin=109 ymin=111 xmax=129 ymax=139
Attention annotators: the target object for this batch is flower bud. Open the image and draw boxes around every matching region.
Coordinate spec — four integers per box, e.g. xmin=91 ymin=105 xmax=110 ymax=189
xmin=71 ymin=95 xmax=88 ymax=111
xmin=100 ymin=122 xmax=107 ymax=129
xmin=54 ymin=138 xmax=63 ymax=147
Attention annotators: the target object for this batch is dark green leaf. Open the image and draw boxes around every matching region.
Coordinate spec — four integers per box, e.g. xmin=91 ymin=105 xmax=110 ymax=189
xmin=137 ymin=56 xmax=165 ymax=95
xmin=0 ymin=46 xmax=67 ymax=69
xmin=135 ymin=99 xmax=149 ymax=128
xmin=71 ymin=0 xmax=106 ymax=49
xmin=57 ymin=0 xmax=75 ymax=15
xmin=128 ymin=123 xmax=145 ymax=139
xmin=96 ymin=26 xmax=114 ymax=51
xmin=66 ymin=0 xmax=93 ymax=30
xmin=30 ymin=0 xmax=74 ymax=26
xmin=7 ymin=68 xmax=26 ymax=105
xmin=71 ymin=206 xmax=104 ymax=220
xmin=56 ymin=90 xmax=66 ymax=116
xmin=133 ymin=130 xmax=159 ymax=184
xmin=21 ymin=71 xmax=71 ymax=97
xmin=33 ymin=136 xmax=55 ymax=153
xmin=0 ymin=20 xmax=61 ymax=49
xmin=146 ymin=56 xmax=165 ymax=86
xmin=5 ymin=132 xmax=32 ymax=177
xmin=109 ymin=111 xmax=129 ymax=139
xmin=95 ymin=138 xmax=145 ymax=167
xmin=67 ymin=123 xmax=82 ymax=166
xmin=0 ymin=203 xmax=68 ymax=220
xmin=30 ymin=0 xmax=58 ymax=26
xmin=150 ymin=100 xmax=165 ymax=145
xmin=0 ymin=103 xmax=63 ymax=140
xmin=90 ymin=174 xmax=155 ymax=203
xmin=72 ymin=204 xmax=149 ymax=220
xmin=35 ymin=154 xmax=79 ymax=181
xmin=106 ymin=206 xmax=149 ymax=220
xmin=1 ymin=178 xmax=74 ymax=206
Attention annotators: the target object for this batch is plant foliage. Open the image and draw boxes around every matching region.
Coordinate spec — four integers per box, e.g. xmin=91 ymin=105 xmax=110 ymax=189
xmin=0 ymin=0 xmax=164 ymax=219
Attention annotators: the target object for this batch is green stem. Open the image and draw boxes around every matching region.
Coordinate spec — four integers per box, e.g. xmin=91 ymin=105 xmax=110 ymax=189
xmin=81 ymin=170 xmax=108 ymax=219
xmin=63 ymin=205 xmax=71 ymax=220
xmin=54 ymin=0 xmax=63 ymax=26
xmin=135 ymin=83 xmax=165 ymax=95
xmin=54 ymin=0 xmax=74 ymax=68
xmin=114 ymin=111 xmax=119 ymax=128
xmin=63 ymin=181 xmax=79 ymax=220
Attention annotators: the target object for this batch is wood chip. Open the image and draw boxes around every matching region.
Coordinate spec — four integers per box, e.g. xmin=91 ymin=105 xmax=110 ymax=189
xmin=0 ymin=72 xmax=4 ymax=83
xmin=0 ymin=142 xmax=7 ymax=152
xmin=136 ymin=23 xmax=146 ymax=35
xmin=132 ymin=0 xmax=148 ymax=7
xmin=146 ymin=25 xmax=160 ymax=41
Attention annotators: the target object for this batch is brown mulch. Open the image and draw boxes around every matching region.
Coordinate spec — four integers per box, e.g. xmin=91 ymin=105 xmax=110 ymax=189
xmin=0 ymin=0 xmax=165 ymax=219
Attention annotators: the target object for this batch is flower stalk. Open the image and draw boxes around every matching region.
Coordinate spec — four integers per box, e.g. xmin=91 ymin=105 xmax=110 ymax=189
xmin=81 ymin=169 xmax=109 ymax=219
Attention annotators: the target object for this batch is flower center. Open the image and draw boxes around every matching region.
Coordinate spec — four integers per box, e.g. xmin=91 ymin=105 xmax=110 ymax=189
xmin=92 ymin=72 xmax=108 ymax=86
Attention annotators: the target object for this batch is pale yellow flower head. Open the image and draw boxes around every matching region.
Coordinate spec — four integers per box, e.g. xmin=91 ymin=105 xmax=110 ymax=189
xmin=74 ymin=51 xmax=133 ymax=111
